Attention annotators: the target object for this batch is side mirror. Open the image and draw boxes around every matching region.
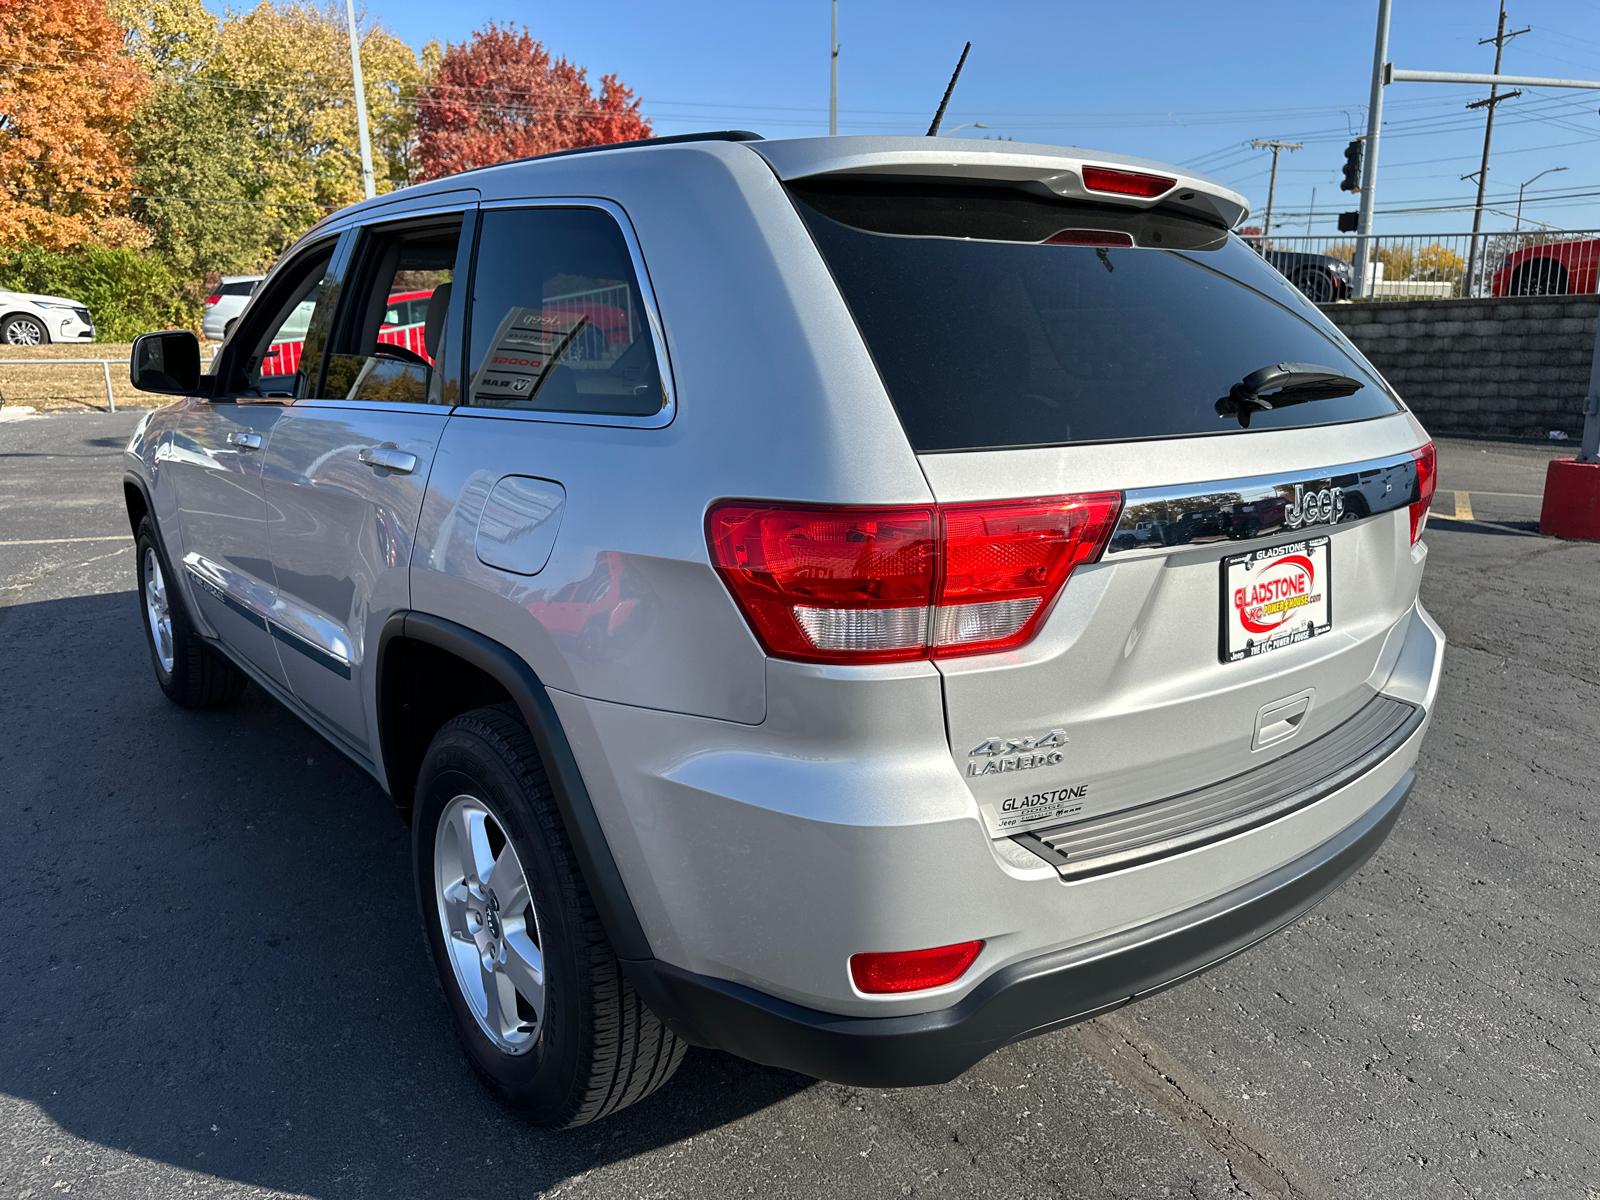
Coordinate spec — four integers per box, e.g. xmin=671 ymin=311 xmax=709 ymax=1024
xmin=130 ymin=330 xmax=207 ymax=395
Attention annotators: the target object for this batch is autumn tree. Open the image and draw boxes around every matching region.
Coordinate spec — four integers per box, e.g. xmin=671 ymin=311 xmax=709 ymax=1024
xmin=0 ymin=0 xmax=150 ymax=250
xmin=220 ymin=2 xmax=426 ymax=222
xmin=414 ymin=24 xmax=651 ymax=181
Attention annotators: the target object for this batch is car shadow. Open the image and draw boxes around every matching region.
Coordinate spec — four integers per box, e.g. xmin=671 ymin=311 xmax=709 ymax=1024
xmin=0 ymin=590 xmax=811 ymax=1198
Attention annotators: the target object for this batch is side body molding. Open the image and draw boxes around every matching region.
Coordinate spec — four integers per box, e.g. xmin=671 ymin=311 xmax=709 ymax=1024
xmin=376 ymin=611 xmax=652 ymax=962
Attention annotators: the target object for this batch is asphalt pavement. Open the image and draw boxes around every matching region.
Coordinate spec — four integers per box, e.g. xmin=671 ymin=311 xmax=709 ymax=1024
xmin=1 ymin=413 xmax=1595 ymax=1199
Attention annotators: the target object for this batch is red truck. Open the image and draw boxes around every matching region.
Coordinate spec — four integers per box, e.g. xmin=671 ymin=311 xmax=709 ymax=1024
xmin=1492 ymin=238 xmax=1600 ymax=297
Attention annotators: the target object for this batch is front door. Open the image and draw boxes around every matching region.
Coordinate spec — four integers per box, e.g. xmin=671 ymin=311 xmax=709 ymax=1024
xmin=260 ymin=210 xmax=471 ymax=755
xmin=162 ymin=242 xmax=341 ymax=687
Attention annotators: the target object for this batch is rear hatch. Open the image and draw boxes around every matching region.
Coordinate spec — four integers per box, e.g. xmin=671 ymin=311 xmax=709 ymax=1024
xmin=784 ymin=166 xmax=1431 ymax=854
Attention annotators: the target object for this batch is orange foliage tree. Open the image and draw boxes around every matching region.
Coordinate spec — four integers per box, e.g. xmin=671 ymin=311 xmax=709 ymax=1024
xmin=413 ymin=24 xmax=651 ymax=181
xmin=0 ymin=0 xmax=151 ymax=249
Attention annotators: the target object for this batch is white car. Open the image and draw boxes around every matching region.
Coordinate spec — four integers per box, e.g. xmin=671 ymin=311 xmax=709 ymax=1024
xmin=0 ymin=291 xmax=95 ymax=345
xmin=202 ymin=275 xmax=263 ymax=342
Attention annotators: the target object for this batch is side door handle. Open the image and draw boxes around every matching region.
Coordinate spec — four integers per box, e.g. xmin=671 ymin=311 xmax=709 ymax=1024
xmin=357 ymin=445 xmax=418 ymax=475
xmin=226 ymin=431 xmax=263 ymax=450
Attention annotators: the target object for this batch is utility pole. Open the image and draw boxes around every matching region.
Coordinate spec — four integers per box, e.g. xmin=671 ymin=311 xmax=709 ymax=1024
xmin=1308 ymin=186 xmax=1317 ymax=234
xmin=1355 ymin=0 xmax=1392 ymax=299
xmin=344 ymin=0 xmax=375 ymax=199
xmin=1462 ymin=1 xmax=1529 ymax=296
xmin=1250 ymin=139 xmax=1302 ymax=241
xmin=830 ymin=0 xmax=839 ymax=136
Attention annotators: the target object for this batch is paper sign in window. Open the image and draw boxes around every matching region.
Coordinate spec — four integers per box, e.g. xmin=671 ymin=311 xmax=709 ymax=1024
xmin=470 ymin=306 xmax=587 ymax=406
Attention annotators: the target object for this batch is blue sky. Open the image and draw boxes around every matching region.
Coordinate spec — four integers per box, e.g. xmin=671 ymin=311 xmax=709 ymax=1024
xmin=334 ymin=0 xmax=1600 ymax=236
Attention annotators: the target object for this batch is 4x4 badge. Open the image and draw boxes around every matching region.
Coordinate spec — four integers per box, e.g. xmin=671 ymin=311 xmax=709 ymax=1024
xmin=967 ymin=729 xmax=1068 ymax=777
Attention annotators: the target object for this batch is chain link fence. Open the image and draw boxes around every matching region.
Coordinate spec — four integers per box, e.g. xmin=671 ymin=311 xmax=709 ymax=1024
xmin=1243 ymin=229 xmax=1600 ymax=304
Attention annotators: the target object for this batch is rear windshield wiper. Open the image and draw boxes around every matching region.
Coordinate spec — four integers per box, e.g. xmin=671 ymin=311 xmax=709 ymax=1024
xmin=1216 ymin=362 xmax=1364 ymax=427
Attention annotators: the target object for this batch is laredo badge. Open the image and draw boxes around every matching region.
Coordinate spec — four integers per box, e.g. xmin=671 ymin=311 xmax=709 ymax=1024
xmin=967 ymin=729 xmax=1068 ymax=777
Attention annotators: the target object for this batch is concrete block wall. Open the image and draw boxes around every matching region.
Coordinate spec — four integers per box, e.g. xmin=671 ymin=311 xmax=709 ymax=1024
xmin=1318 ymin=295 xmax=1597 ymax=439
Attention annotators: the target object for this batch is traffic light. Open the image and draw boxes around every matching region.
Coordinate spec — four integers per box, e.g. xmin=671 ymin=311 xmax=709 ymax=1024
xmin=1341 ymin=139 xmax=1363 ymax=192
xmin=1338 ymin=211 xmax=1359 ymax=233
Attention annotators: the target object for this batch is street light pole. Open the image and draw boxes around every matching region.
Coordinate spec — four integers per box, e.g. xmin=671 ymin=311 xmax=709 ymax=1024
xmin=344 ymin=0 xmax=376 ymax=199
xmin=1355 ymin=0 xmax=1392 ymax=299
xmin=830 ymin=0 xmax=839 ymax=136
xmin=1515 ymin=166 xmax=1566 ymax=232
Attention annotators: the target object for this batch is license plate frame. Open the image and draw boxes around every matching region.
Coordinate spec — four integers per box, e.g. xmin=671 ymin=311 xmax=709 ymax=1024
xmin=1220 ymin=536 xmax=1332 ymax=663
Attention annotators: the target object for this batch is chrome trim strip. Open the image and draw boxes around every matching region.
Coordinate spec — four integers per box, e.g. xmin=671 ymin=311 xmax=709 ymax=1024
xmin=451 ymin=197 xmax=677 ymax=431
xmin=185 ymin=565 xmax=352 ymax=678
xmin=1105 ymin=451 xmax=1419 ymax=558
xmin=1016 ymin=693 xmax=1423 ymax=880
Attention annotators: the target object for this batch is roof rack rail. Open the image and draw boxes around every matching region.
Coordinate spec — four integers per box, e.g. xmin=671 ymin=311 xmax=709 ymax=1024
xmin=506 ymin=129 xmax=764 ymax=170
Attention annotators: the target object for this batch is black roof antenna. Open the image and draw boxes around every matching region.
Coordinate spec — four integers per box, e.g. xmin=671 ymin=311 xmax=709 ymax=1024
xmin=926 ymin=42 xmax=972 ymax=136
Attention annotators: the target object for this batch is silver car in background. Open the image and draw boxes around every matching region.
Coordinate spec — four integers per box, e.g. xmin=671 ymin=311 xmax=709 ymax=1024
xmin=202 ymin=275 xmax=263 ymax=342
xmin=121 ymin=131 xmax=1443 ymax=1129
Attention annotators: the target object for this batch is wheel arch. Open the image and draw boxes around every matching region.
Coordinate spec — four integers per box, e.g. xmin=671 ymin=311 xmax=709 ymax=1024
xmin=123 ymin=472 xmax=153 ymax=538
xmin=376 ymin=611 xmax=652 ymax=962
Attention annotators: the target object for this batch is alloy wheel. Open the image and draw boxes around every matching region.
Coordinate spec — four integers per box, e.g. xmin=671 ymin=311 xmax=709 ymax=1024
xmin=143 ymin=548 xmax=175 ymax=673
xmin=434 ymin=794 xmax=546 ymax=1054
xmin=5 ymin=317 xmax=45 ymax=346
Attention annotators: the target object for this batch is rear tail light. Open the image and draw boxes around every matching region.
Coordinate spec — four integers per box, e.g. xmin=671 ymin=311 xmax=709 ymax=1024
xmin=205 ymin=292 xmax=221 ymax=305
xmin=850 ymin=940 xmax=983 ymax=994
xmin=1081 ymin=166 xmax=1177 ymax=199
xmin=1409 ymin=442 xmax=1436 ymax=543
xmin=706 ymin=493 xmax=1122 ymax=664
xmin=1042 ymin=229 xmax=1135 ymax=247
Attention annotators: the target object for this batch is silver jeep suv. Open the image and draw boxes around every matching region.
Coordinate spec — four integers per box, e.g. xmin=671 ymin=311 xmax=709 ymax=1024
xmin=122 ymin=132 xmax=1443 ymax=1128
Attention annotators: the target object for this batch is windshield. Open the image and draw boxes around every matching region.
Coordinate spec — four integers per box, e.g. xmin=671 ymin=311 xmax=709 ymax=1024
xmin=790 ymin=181 xmax=1400 ymax=452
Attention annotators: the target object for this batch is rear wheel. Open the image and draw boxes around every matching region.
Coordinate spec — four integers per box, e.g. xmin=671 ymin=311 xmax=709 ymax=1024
xmin=3 ymin=314 xmax=49 ymax=345
xmin=134 ymin=517 xmax=249 ymax=707
xmin=413 ymin=704 xmax=685 ymax=1127
xmin=1508 ymin=259 xmax=1568 ymax=296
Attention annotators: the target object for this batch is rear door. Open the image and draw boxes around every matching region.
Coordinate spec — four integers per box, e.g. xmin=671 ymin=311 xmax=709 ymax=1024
xmin=259 ymin=203 xmax=474 ymax=755
xmin=788 ymin=179 xmax=1430 ymax=841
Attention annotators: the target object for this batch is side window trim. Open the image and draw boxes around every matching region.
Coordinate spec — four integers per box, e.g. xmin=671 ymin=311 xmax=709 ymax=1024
xmin=297 ymin=208 xmax=476 ymax=412
xmin=209 ymin=232 xmax=350 ymax=401
xmin=456 ymin=197 xmax=676 ymax=430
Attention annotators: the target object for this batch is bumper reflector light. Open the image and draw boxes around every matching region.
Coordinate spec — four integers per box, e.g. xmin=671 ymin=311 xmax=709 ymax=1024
xmin=850 ymin=940 xmax=984 ymax=994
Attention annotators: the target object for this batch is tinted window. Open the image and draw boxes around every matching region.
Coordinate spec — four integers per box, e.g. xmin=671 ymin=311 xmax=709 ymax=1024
xmin=464 ymin=207 xmax=664 ymax=417
xmin=791 ymin=181 xmax=1400 ymax=452
xmin=221 ymin=280 xmax=257 ymax=296
xmin=320 ymin=221 xmax=461 ymax=406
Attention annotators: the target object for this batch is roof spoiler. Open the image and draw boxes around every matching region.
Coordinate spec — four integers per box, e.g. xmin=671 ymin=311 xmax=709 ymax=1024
xmin=751 ymin=135 xmax=1249 ymax=230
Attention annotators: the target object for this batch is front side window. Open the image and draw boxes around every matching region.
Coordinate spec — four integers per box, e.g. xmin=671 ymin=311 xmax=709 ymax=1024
xmin=463 ymin=207 xmax=665 ymax=417
xmin=790 ymin=180 xmax=1401 ymax=452
xmin=223 ymin=244 xmax=335 ymax=399
xmin=318 ymin=219 xmax=463 ymax=406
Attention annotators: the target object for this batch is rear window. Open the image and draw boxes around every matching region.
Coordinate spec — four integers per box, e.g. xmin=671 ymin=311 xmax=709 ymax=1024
xmin=221 ymin=280 xmax=257 ymax=297
xmin=790 ymin=181 xmax=1400 ymax=452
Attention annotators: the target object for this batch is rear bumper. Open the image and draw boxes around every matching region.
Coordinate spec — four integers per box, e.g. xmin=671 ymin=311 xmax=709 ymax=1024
xmin=625 ymin=770 xmax=1412 ymax=1087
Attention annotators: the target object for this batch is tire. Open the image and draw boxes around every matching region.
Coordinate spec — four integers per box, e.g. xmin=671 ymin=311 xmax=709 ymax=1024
xmin=134 ymin=517 xmax=249 ymax=708
xmin=413 ymin=704 xmax=685 ymax=1128
xmin=2 ymin=313 xmax=50 ymax=346
xmin=1508 ymin=260 xmax=1568 ymax=296
xmin=1292 ymin=269 xmax=1336 ymax=304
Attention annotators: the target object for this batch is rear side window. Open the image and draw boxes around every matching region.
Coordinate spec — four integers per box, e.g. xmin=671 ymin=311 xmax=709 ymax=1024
xmin=463 ymin=207 xmax=665 ymax=417
xmin=221 ymin=280 xmax=256 ymax=297
xmin=790 ymin=181 xmax=1400 ymax=452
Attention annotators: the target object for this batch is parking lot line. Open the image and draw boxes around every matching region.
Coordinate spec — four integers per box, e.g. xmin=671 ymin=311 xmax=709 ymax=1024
xmin=0 ymin=535 xmax=129 ymax=546
xmin=1453 ymin=490 xmax=1474 ymax=521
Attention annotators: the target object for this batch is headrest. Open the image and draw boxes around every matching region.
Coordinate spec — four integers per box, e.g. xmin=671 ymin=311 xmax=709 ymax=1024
xmin=424 ymin=282 xmax=452 ymax=359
